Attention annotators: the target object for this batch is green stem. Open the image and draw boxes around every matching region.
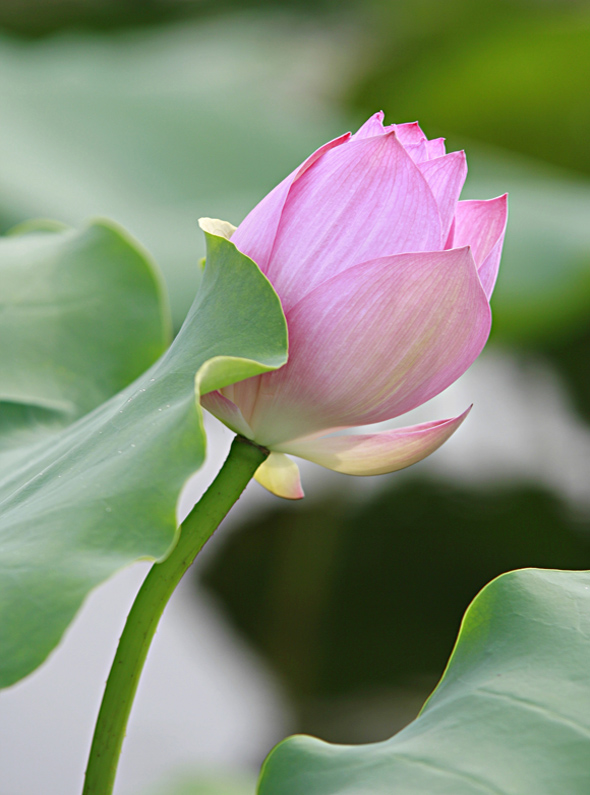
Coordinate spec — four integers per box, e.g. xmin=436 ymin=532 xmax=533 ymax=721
xmin=83 ymin=435 xmax=269 ymax=795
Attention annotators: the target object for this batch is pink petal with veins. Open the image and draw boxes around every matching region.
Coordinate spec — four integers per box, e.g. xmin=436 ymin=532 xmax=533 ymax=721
xmin=234 ymin=247 xmax=489 ymax=447
xmin=418 ymin=151 xmax=467 ymax=239
xmin=350 ymin=110 xmax=387 ymax=140
xmin=393 ymin=121 xmax=427 ymax=144
xmin=231 ymin=132 xmax=350 ymax=273
xmin=201 ymin=390 xmax=254 ymax=439
xmin=402 ymin=140 xmax=430 ymax=163
xmin=450 ymin=195 xmax=508 ymax=298
xmin=276 ymin=408 xmax=471 ymax=475
xmin=262 ymin=132 xmax=443 ymax=311
xmin=424 ymin=137 xmax=446 ymax=159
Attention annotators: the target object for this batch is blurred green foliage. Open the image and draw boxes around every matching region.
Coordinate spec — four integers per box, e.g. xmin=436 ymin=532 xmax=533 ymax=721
xmin=0 ymin=0 xmax=189 ymax=37
xmin=545 ymin=326 xmax=590 ymax=423
xmin=146 ymin=771 xmax=255 ymax=795
xmin=353 ymin=0 xmax=590 ymax=175
xmin=201 ymin=479 xmax=590 ymax=740
xmin=0 ymin=17 xmax=345 ymax=329
xmin=461 ymin=148 xmax=590 ymax=347
xmin=0 ymin=0 xmax=348 ymax=37
xmin=1 ymin=0 xmax=590 ymax=759
xmin=258 ymin=569 xmax=590 ymax=795
xmin=0 ymin=1 xmax=589 ymax=355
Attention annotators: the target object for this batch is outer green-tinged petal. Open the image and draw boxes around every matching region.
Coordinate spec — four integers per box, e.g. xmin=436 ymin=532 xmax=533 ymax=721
xmin=201 ymin=390 xmax=254 ymax=439
xmin=238 ymin=247 xmax=489 ymax=447
xmin=275 ymin=409 xmax=470 ymax=476
xmin=254 ymin=452 xmax=304 ymax=500
xmin=199 ymin=217 xmax=237 ymax=240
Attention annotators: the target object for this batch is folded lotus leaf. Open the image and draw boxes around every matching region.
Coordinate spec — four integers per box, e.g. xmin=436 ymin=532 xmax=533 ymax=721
xmin=0 ymin=222 xmax=287 ymax=688
xmin=258 ymin=568 xmax=590 ymax=795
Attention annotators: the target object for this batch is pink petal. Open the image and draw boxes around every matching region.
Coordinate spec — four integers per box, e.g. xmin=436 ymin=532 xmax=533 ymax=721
xmin=264 ymin=132 xmax=443 ymax=311
xmin=201 ymin=391 xmax=254 ymax=439
xmin=444 ymin=217 xmax=456 ymax=250
xmin=424 ymin=137 xmax=446 ymax=159
xmin=450 ymin=195 xmax=508 ymax=298
xmin=401 ymin=140 xmax=430 ymax=163
xmin=231 ymin=132 xmax=351 ymax=273
xmin=351 ymin=110 xmax=387 ymax=140
xmin=478 ymin=236 xmax=506 ymax=300
xmin=393 ymin=121 xmax=427 ymax=144
xmin=418 ymin=151 xmax=467 ymax=240
xmin=275 ymin=409 xmax=471 ymax=475
xmin=254 ymin=453 xmax=304 ymax=499
xmin=239 ymin=247 xmax=490 ymax=447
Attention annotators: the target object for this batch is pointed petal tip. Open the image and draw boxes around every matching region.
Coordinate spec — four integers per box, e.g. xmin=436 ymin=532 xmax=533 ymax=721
xmin=198 ymin=217 xmax=237 ymax=240
xmin=278 ymin=408 xmax=473 ymax=477
xmin=418 ymin=151 xmax=468 ymax=238
xmin=293 ymin=131 xmax=352 ymax=181
xmin=452 ymin=195 xmax=508 ymax=299
xmin=231 ymin=130 xmax=352 ymax=270
xmin=487 ymin=192 xmax=509 ymax=211
xmin=454 ymin=404 xmax=473 ymax=424
xmin=254 ymin=452 xmax=305 ymax=500
xmin=351 ymin=111 xmax=386 ymax=140
xmin=394 ymin=121 xmax=428 ymax=144
xmin=445 ymin=244 xmax=477 ymax=267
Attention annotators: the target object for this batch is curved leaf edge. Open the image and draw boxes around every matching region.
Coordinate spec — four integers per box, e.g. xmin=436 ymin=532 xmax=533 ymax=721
xmin=0 ymin=229 xmax=288 ymax=687
xmin=7 ymin=215 xmax=173 ymax=349
xmin=256 ymin=566 xmax=590 ymax=793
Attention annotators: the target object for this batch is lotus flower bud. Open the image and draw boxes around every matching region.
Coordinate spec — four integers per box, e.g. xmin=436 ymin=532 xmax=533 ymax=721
xmin=201 ymin=112 xmax=507 ymax=499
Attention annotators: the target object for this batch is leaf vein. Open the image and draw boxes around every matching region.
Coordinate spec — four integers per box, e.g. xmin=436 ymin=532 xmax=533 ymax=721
xmin=476 ymin=687 xmax=590 ymax=740
xmin=392 ymin=753 xmax=508 ymax=794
